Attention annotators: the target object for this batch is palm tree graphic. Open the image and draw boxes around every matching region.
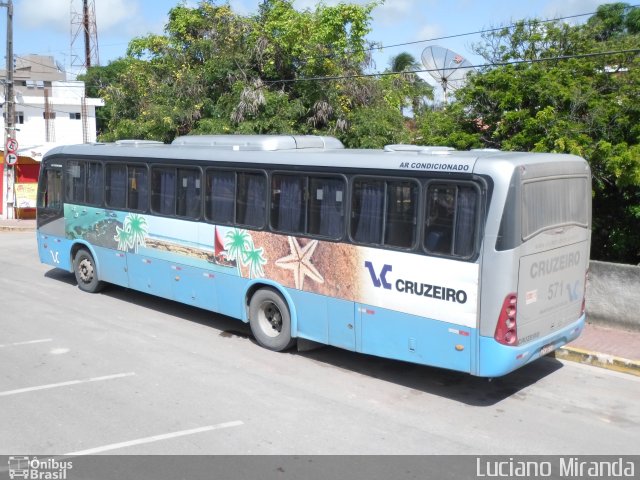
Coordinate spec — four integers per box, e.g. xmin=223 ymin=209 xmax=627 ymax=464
xmin=114 ymin=213 xmax=149 ymax=252
xmin=224 ymin=228 xmax=252 ymax=275
xmin=243 ymin=241 xmax=267 ymax=279
xmin=124 ymin=213 xmax=148 ymax=253
xmin=114 ymin=225 xmax=131 ymax=251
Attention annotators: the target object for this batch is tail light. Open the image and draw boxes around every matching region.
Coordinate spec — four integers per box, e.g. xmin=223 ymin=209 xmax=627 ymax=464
xmin=495 ymin=293 xmax=518 ymax=346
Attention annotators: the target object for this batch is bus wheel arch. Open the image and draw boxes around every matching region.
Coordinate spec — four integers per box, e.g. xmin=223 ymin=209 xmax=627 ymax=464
xmin=247 ymin=285 xmax=297 ymax=352
xmin=72 ymin=247 xmax=104 ymax=293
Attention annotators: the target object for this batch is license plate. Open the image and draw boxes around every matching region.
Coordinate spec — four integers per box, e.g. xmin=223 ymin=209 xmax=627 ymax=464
xmin=540 ymin=343 xmax=556 ymax=356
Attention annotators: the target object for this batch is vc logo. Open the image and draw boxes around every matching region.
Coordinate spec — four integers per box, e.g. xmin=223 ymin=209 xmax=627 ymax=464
xmin=567 ymin=281 xmax=580 ymax=302
xmin=364 ymin=261 xmax=393 ymax=289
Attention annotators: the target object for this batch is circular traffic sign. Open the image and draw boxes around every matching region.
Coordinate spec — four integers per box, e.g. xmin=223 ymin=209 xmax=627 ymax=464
xmin=5 ymin=153 xmax=18 ymax=165
xmin=6 ymin=138 xmax=18 ymax=154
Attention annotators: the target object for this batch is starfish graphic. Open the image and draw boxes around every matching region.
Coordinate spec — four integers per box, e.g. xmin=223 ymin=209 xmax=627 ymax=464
xmin=275 ymin=236 xmax=325 ymax=290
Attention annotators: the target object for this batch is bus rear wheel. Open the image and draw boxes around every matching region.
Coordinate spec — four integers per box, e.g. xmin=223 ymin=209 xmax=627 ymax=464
xmin=249 ymin=288 xmax=296 ymax=352
xmin=73 ymin=249 xmax=104 ymax=293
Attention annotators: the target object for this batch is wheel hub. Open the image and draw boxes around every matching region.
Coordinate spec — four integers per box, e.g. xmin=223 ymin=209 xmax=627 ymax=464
xmin=79 ymin=259 xmax=94 ymax=283
xmin=265 ymin=305 xmax=282 ymax=331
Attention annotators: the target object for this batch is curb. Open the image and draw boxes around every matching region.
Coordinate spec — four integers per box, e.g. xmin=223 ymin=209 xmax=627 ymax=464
xmin=554 ymin=346 xmax=640 ymax=376
xmin=0 ymin=226 xmax=35 ymax=232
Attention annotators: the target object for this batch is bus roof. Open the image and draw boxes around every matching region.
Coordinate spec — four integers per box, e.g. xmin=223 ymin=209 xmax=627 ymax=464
xmin=43 ymin=135 xmax=589 ymax=176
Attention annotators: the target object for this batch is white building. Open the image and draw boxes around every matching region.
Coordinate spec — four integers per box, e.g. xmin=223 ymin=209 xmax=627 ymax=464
xmin=1 ymin=55 xmax=104 ymax=219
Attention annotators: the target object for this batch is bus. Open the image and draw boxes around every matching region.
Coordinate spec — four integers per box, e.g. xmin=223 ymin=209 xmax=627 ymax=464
xmin=36 ymin=135 xmax=591 ymax=377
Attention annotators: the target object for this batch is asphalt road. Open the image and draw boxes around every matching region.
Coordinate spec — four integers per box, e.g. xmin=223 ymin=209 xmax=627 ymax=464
xmin=1 ymin=231 xmax=639 ymax=456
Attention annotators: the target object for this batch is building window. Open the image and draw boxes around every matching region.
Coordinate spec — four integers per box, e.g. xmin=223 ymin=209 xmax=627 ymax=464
xmin=3 ymin=111 xmax=24 ymax=124
xmin=69 ymin=112 xmax=81 ymax=120
xmin=43 ymin=112 xmax=56 ymax=120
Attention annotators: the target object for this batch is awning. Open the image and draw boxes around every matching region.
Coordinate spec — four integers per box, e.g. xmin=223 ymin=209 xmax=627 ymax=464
xmin=14 ymin=143 xmax=65 ymax=161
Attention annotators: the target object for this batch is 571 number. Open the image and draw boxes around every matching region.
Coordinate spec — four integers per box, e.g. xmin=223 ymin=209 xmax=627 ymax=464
xmin=547 ymin=281 xmax=565 ymax=300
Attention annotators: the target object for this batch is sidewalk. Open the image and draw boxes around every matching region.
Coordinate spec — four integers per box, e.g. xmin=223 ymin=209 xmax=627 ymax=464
xmin=0 ymin=218 xmax=36 ymax=231
xmin=1 ymin=217 xmax=638 ymax=375
xmin=556 ymin=322 xmax=640 ymax=376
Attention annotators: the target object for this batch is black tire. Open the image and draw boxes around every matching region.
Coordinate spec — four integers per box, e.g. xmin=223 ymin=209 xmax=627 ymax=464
xmin=73 ymin=249 xmax=104 ymax=293
xmin=249 ymin=288 xmax=296 ymax=351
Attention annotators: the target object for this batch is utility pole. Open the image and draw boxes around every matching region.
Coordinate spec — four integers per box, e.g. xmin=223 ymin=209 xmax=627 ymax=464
xmin=1 ymin=0 xmax=14 ymax=219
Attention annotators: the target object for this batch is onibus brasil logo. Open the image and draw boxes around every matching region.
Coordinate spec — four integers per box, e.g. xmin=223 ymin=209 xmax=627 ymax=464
xmin=8 ymin=456 xmax=73 ymax=480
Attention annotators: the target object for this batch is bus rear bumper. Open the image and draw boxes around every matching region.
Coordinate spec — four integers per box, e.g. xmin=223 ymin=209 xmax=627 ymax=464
xmin=477 ymin=314 xmax=585 ymax=377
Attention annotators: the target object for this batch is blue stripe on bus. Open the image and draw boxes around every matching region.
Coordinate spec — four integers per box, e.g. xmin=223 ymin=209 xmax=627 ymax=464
xmin=39 ymin=234 xmax=584 ymax=378
xmin=288 ymin=288 xmax=476 ymax=372
xmin=477 ymin=314 xmax=585 ymax=377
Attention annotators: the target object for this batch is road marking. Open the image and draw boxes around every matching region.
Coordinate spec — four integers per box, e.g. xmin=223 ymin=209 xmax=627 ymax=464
xmin=65 ymin=421 xmax=244 ymax=455
xmin=0 ymin=338 xmax=53 ymax=348
xmin=0 ymin=372 xmax=136 ymax=397
xmin=50 ymin=348 xmax=70 ymax=355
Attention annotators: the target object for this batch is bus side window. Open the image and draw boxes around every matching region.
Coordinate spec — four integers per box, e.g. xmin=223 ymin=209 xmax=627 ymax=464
xmin=425 ymin=185 xmax=454 ymax=254
xmin=308 ymin=176 xmax=345 ymax=239
xmin=351 ymin=179 xmax=384 ymax=244
xmin=86 ymin=162 xmax=104 ymax=206
xmin=205 ymin=170 xmax=235 ymax=224
xmin=128 ymin=165 xmax=148 ymax=212
xmin=424 ymin=183 xmax=478 ymax=258
xmin=176 ymin=168 xmax=201 ymax=219
xmin=151 ymin=167 xmax=177 ymax=216
xmin=38 ymin=168 xmax=62 ymax=210
xmin=65 ymin=160 xmax=85 ymax=204
xmin=106 ymin=164 xmax=127 ymax=209
xmin=271 ymin=174 xmax=305 ymax=233
xmin=236 ymin=172 xmax=266 ymax=228
xmin=384 ymin=180 xmax=418 ymax=249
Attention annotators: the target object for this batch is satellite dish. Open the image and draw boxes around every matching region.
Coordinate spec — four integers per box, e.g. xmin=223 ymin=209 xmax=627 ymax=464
xmin=421 ymin=45 xmax=475 ymax=103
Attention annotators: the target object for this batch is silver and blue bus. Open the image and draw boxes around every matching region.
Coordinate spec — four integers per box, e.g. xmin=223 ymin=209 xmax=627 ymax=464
xmin=36 ymin=135 xmax=591 ymax=377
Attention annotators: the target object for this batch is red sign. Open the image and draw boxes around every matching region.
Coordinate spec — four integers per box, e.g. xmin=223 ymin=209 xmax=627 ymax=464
xmin=6 ymin=138 xmax=18 ymax=154
xmin=5 ymin=153 xmax=18 ymax=165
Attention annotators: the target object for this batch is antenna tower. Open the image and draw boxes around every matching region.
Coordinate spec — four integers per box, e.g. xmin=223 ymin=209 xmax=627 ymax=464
xmin=70 ymin=0 xmax=99 ymax=71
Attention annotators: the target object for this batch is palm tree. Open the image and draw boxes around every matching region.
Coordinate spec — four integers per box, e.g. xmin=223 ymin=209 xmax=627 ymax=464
xmin=389 ymin=52 xmax=432 ymax=115
xmin=390 ymin=52 xmax=420 ymax=74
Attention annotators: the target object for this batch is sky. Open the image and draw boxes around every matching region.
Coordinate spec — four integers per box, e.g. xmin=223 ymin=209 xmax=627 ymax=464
xmin=6 ymin=0 xmax=615 ymax=90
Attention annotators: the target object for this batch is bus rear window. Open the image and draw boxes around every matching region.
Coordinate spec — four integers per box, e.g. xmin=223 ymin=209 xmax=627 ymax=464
xmin=522 ymin=177 xmax=589 ymax=240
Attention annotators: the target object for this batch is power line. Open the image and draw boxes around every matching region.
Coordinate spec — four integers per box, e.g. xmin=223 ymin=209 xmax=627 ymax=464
xmin=263 ymin=48 xmax=640 ymax=85
xmin=9 ymin=5 xmax=640 ymax=92
xmin=361 ymin=4 xmax=640 ymax=56
xmin=14 ymin=3 xmax=640 ymax=78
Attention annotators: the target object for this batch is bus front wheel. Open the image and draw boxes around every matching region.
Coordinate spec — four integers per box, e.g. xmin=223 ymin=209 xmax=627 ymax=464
xmin=73 ymin=249 xmax=104 ymax=293
xmin=249 ymin=288 xmax=296 ymax=352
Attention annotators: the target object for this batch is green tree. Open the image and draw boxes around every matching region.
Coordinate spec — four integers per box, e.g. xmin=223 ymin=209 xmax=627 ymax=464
xmin=384 ymin=52 xmax=433 ymax=115
xmin=417 ymin=3 xmax=640 ymax=263
xmin=93 ymin=0 xmax=395 ymax=142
